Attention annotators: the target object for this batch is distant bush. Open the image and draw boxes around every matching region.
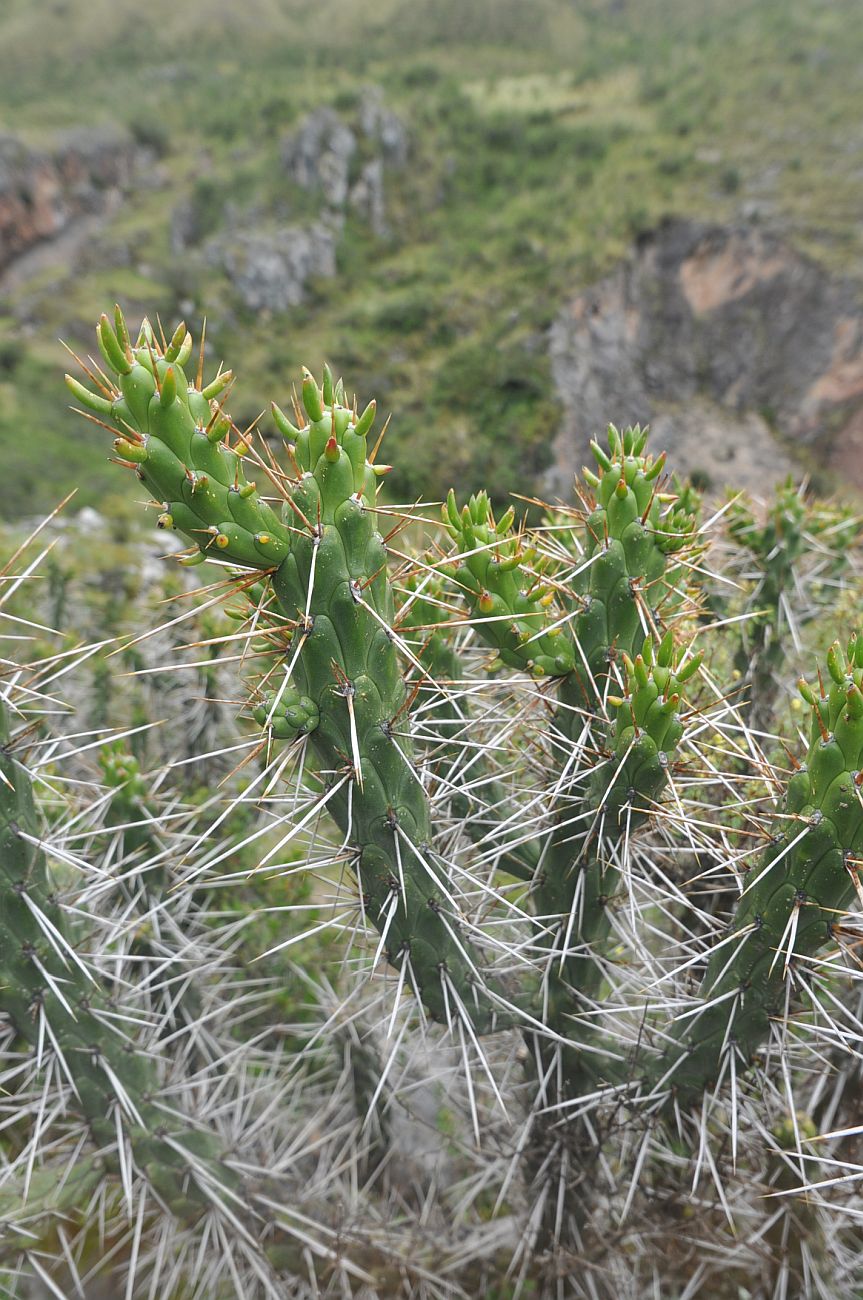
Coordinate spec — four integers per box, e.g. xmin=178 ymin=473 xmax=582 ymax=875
xmin=128 ymin=118 xmax=169 ymax=156
xmin=0 ymin=338 xmax=23 ymax=373
xmin=372 ymin=293 xmax=435 ymax=335
xmin=719 ymin=165 xmax=741 ymax=193
xmin=259 ymin=94 xmax=295 ymax=135
xmin=400 ymin=63 xmax=442 ymax=88
xmin=394 ymin=338 xmax=557 ymax=505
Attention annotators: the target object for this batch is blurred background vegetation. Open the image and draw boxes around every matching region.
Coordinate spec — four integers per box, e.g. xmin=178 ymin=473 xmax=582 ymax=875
xmin=2 ymin=0 xmax=862 ymax=524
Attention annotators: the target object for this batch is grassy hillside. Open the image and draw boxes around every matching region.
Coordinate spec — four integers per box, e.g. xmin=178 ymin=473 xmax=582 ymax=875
xmin=2 ymin=0 xmax=862 ymax=519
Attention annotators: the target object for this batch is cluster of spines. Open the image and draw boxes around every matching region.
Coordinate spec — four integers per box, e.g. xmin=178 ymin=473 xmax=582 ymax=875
xmin=0 ymin=699 xmax=244 ymax=1230
xmin=723 ymin=478 xmax=859 ymax=719
xmin=395 ymin=567 xmax=541 ymax=881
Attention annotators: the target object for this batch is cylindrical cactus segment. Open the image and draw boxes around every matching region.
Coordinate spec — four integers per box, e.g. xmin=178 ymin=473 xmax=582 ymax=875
xmin=0 ymin=701 xmax=241 ymax=1222
xmin=535 ymin=637 xmax=701 ymax=1083
xmin=442 ymin=424 xmax=698 ymax=701
xmin=269 ymin=374 xmax=509 ymax=1030
xmin=663 ymin=634 xmax=863 ymax=1102
xmin=437 ymin=426 xmax=701 ymax=1088
xmin=567 ymin=425 xmax=698 ymax=714
xmin=76 ymin=314 xmax=292 ymax=571
xmin=74 ymin=311 xmax=507 ymax=1033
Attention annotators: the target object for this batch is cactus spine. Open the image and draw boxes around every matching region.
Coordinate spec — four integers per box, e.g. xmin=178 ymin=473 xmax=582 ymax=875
xmin=725 ymin=479 xmax=858 ymax=725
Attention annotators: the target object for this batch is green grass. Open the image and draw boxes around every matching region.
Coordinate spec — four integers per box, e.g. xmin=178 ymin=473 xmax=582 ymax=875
xmin=1 ymin=0 xmax=862 ymax=520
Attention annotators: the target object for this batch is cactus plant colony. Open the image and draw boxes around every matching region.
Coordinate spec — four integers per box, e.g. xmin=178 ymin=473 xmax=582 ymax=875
xmin=0 ymin=304 xmax=861 ymax=1296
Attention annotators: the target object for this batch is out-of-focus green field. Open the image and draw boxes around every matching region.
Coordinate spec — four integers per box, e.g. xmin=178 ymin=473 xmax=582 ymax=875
xmin=1 ymin=0 xmax=862 ymax=520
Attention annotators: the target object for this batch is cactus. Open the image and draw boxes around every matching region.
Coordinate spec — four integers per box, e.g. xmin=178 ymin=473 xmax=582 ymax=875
xmin=69 ymin=314 xmax=511 ymax=1034
xmin=441 ymin=430 xmax=702 ymax=1097
xmin=660 ymin=635 xmax=863 ymax=1101
xmin=0 ymin=699 xmax=247 ymax=1212
xmin=64 ymin=308 xmax=863 ymax=1297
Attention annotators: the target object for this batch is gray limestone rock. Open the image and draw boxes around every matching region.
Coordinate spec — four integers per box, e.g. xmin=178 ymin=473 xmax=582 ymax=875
xmin=208 ymin=221 xmax=339 ymax=312
xmin=282 ymin=107 xmax=357 ymax=208
xmin=349 ymin=158 xmax=387 ymax=237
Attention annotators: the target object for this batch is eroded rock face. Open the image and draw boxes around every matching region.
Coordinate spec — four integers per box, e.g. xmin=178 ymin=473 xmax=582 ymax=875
xmin=281 ymin=87 xmax=408 ymax=236
xmin=207 ymin=89 xmax=408 ymax=312
xmin=0 ymin=128 xmax=139 ymax=274
xmin=207 ymin=220 xmax=339 ymax=313
xmin=282 ymin=107 xmax=357 ymax=208
xmin=548 ymin=218 xmax=863 ymax=496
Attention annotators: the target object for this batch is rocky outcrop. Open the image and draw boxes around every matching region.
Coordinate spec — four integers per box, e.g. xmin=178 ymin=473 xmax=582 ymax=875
xmin=200 ymin=89 xmax=408 ymax=314
xmin=357 ymin=85 xmax=410 ymax=169
xmin=282 ymin=87 xmax=408 ymax=237
xmin=348 ymin=159 xmax=386 ymax=237
xmin=209 ymin=220 xmax=339 ymax=313
xmin=547 ymin=218 xmax=863 ymax=496
xmin=282 ymin=107 xmax=357 ymax=208
xmin=0 ymin=127 xmax=140 ymax=274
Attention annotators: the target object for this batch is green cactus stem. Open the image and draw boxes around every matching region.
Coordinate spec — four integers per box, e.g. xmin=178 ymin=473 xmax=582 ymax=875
xmin=535 ymin=635 xmax=702 ymax=1081
xmin=72 ymin=314 xmax=508 ymax=1033
xmin=661 ymin=634 xmax=863 ymax=1103
xmin=443 ymin=427 xmax=700 ymax=1078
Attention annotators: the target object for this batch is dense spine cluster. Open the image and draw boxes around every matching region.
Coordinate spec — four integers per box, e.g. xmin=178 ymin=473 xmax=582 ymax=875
xmin=724 ymin=479 xmax=858 ymax=723
xmin=0 ymin=700 xmax=242 ymax=1227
